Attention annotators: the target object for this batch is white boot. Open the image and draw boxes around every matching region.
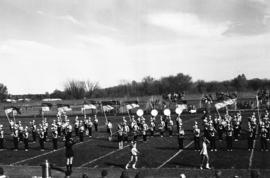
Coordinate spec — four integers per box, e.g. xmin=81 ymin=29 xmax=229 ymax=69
xmin=206 ymin=163 xmax=211 ymax=169
xmin=125 ymin=164 xmax=129 ymax=169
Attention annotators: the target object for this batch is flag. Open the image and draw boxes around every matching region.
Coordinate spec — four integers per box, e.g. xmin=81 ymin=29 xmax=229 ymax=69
xmin=57 ymin=104 xmax=72 ymax=113
xmin=215 ymin=98 xmax=237 ymax=110
xmin=102 ymin=105 xmax=114 ymax=112
xmin=82 ymin=104 xmax=97 ymax=110
xmin=175 ymin=104 xmax=187 ymax=115
xmin=41 ymin=103 xmax=52 ymax=112
xmin=5 ymin=106 xmax=21 ymax=116
xmin=126 ymin=103 xmax=140 ymax=110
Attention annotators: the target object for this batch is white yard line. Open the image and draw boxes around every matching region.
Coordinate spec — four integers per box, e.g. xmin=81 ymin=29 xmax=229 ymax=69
xmin=248 ymin=140 xmax=256 ymax=169
xmin=78 ymin=145 xmax=130 ymax=168
xmin=157 ymin=141 xmax=194 ymax=169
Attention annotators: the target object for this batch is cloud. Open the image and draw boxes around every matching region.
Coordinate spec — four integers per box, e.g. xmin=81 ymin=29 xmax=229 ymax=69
xmin=147 ymin=12 xmax=231 ymax=38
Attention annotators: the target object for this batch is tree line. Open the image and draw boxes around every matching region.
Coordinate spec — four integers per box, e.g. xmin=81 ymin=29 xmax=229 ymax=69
xmin=2 ymin=73 xmax=270 ymax=101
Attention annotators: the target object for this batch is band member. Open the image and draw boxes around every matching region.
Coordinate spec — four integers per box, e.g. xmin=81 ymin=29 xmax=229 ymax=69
xmin=0 ymin=125 xmax=4 ymax=149
xmin=94 ymin=115 xmax=98 ymax=132
xmin=31 ymin=120 xmax=37 ymax=142
xmin=193 ymin=123 xmax=200 ymax=151
xmin=65 ymin=138 xmax=76 ymax=176
xmin=217 ymin=120 xmax=224 ymax=141
xmin=209 ymin=126 xmax=217 ymax=151
xmin=125 ymin=141 xmax=140 ymax=169
xmin=39 ymin=129 xmax=45 ymax=151
xmin=79 ymin=121 xmax=84 ymax=142
xmin=87 ymin=117 xmax=93 ymax=138
xmin=226 ymin=124 xmax=233 ymax=151
xmin=52 ymin=127 xmax=58 ymax=151
xmin=261 ymin=125 xmax=268 ymax=151
xmin=74 ymin=116 xmax=79 ymax=137
xmin=159 ymin=116 xmax=165 ymax=137
xmin=149 ymin=119 xmax=155 ymax=137
xmin=123 ymin=123 xmax=130 ymax=143
xmin=18 ymin=121 xmax=24 ymax=142
xmin=176 ymin=115 xmax=182 ymax=133
xmin=248 ymin=126 xmax=255 ymax=151
xmin=178 ymin=126 xmax=185 ymax=149
xmin=142 ymin=121 xmax=148 ymax=142
xmin=23 ymin=126 xmax=29 ymax=151
xmin=118 ymin=124 xmax=124 ymax=149
xmin=66 ymin=124 xmax=72 ymax=141
xmin=13 ymin=126 xmax=19 ymax=151
xmin=107 ymin=120 xmax=113 ymax=141
xmin=168 ymin=118 xmax=174 ymax=137
xmin=133 ymin=122 xmax=139 ymax=141
xmin=57 ymin=118 xmax=62 ymax=136
xmin=233 ymin=120 xmax=241 ymax=141
xmin=200 ymin=137 xmax=211 ymax=170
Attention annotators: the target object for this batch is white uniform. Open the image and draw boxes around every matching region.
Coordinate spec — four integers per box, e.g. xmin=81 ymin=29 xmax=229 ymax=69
xmin=200 ymin=142 xmax=208 ymax=156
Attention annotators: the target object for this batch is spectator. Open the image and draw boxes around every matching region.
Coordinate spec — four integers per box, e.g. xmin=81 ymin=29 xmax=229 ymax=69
xmin=251 ymin=170 xmax=260 ymax=178
xmin=215 ymin=170 xmax=222 ymax=178
xmin=101 ymin=169 xmax=108 ymax=178
xmin=0 ymin=167 xmax=7 ymax=178
xmin=120 ymin=170 xmax=130 ymax=178
xmin=135 ymin=172 xmax=145 ymax=178
xmin=81 ymin=174 xmax=88 ymax=178
xmin=179 ymin=174 xmax=186 ymax=178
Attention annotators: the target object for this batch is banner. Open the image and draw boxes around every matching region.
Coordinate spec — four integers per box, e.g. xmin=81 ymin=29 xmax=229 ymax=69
xmin=83 ymin=104 xmax=97 ymax=110
xmin=102 ymin=105 xmax=114 ymax=112
xmin=126 ymin=103 xmax=139 ymax=110
xmin=215 ymin=98 xmax=236 ymax=110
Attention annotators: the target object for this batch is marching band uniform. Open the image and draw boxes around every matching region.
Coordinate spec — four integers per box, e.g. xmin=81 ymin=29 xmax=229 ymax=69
xmin=133 ymin=123 xmax=139 ymax=141
xmin=118 ymin=125 xmax=124 ymax=149
xmin=226 ymin=124 xmax=233 ymax=151
xmin=233 ymin=120 xmax=240 ymax=141
xmin=178 ymin=127 xmax=185 ymax=149
xmin=193 ymin=124 xmax=200 ymax=151
xmin=142 ymin=121 xmax=148 ymax=142
xmin=79 ymin=122 xmax=84 ymax=142
xmin=248 ymin=126 xmax=255 ymax=151
xmin=159 ymin=117 xmax=165 ymax=137
xmin=168 ymin=119 xmax=173 ymax=137
xmin=23 ymin=127 xmax=29 ymax=151
xmin=107 ymin=120 xmax=113 ymax=141
xmin=149 ymin=120 xmax=155 ymax=137
xmin=260 ymin=126 xmax=268 ymax=151
xmin=13 ymin=127 xmax=19 ymax=151
xmin=39 ymin=129 xmax=45 ymax=151
xmin=31 ymin=120 xmax=37 ymax=142
xmin=217 ymin=120 xmax=224 ymax=141
xmin=176 ymin=116 xmax=182 ymax=133
xmin=18 ymin=122 xmax=24 ymax=142
xmin=74 ymin=117 xmax=79 ymax=136
xmin=52 ymin=127 xmax=58 ymax=150
xmin=87 ymin=118 xmax=93 ymax=138
xmin=123 ymin=123 xmax=130 ymax=143
xmin=0 ymin=125 xmax=4 ymax=149
xmin=209 ymin=126 xmax=217 ymax=151
xmin=94 ymin=115 xmax=98 ymax=132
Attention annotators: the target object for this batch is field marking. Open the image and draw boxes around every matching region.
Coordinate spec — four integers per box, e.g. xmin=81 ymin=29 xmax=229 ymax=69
xmin=248 ymin=140 xmax=256 ymax=169
xmin=157 ymin=141 xmax=194 ymax=169
xmin=78 ymin=145 xmax=130 ymax=168
xmin=10 ymin=137 xmax=98 ymax=166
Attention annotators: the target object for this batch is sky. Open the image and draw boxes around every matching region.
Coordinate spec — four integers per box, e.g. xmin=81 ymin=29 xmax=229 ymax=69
xmin=0 ymin=0 xmax=270 ymax=94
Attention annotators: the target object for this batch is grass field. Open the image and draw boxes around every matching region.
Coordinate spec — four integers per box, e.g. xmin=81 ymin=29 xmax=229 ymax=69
xmin=0 ymin=108 xmax=269 ymax=177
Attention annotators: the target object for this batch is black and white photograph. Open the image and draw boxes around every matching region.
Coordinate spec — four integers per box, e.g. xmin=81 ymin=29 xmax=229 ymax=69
xmin=0 ymin=0 xmax=270 ymax=177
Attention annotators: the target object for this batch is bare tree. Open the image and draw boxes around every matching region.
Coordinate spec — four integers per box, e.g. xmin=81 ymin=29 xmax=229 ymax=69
xmin=85 ymin=80 xmax=99 ymax=98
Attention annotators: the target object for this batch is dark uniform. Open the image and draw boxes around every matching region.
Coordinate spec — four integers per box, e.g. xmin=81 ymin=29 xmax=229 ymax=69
xmin=52 ymin=129 xmax=58 ymax=150
xmin=31 ymin=123 xmax=37 ymax=142
xmin=248 ymin=128 xmax=255 ymax=150
xmin=178 ymin=129 xmax=185 ymax=149
xmin=226 ymin=126 xmax=233 ymax=151
xmin=194 ymin=127 xmax=200 ymax=151
xmin=209 ymin=127 xmax=217 ymax=151
xmin=79 ymin=124 xmax=84 ymax=142
xmin=23 ymin=129 xmax=29 ymax=151
xmin=261 ymin=127 xmax=268 ymax=151
xmin=0 ymin=127 xmax=4 ymax=149
xmin=13 ymin=129 xmax=19 ymax=151
xmin=39 ymin=130 xmax=45 ymax=151
xmin=94 ymin=116 xmax=98 ymax=132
